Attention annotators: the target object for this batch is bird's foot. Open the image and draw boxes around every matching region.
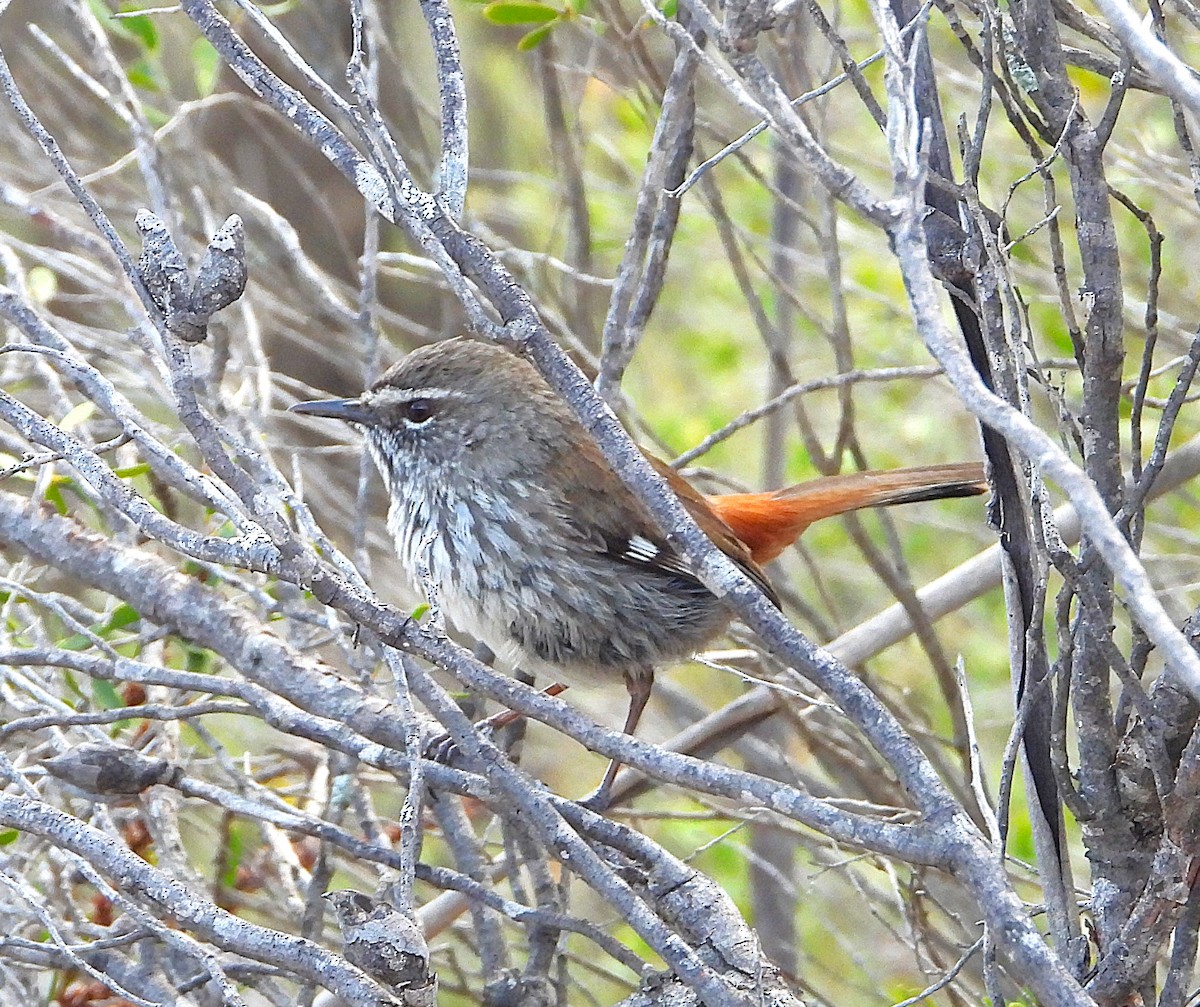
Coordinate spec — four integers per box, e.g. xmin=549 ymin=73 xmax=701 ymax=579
xmin=422 ymin=683 xmax=571 ymax=765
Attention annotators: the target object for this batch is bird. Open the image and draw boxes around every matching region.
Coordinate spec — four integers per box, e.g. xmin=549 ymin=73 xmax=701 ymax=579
xmin=324 ymin=889 xmax=433 ymax=995
xmin=291 ymin=337 xmax=987 ymax=807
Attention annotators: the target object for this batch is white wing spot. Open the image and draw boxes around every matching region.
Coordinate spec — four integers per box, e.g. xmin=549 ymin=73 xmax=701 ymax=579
xmin=624 ymin=535 xmax=660 ymax=563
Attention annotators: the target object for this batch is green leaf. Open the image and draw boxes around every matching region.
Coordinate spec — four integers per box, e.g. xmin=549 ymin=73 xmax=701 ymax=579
xmin=90 ymin=0 xmax=138 ymax=41
xmin=92 ymin=679 xmax=123 ymax=711
xmin=517 ymin=23 xmax=555 ymax=48
xmin=126 ymin=57 xmax=163 ymax=93
xmin=58 ymin=401 xmax=96 ymax=432
xmin=113 ymin=462 xmax=152 ymax=479
xmin=59 ymin=606 xmax=140 ymax=653
xmin=143 ymin=105 xmax=170 ymax=129
xmin=0 ymin=830 xmax=19 ymax=846
xmin=61 ymin=672 xmax=84 ymax=701
xmin=483 ymin=1 xmax=558 ymax=24
xmin=191 ymin=38 xmax=221 ymax=97
xmin=410 ymin=603 xmax=430 ymax=620
xmin=222 ymin=823 xmax=246 ymax=887
xmin=104 ymin=603 xmax=141 ymax=634
xmin=118 ymin=12 xmax=159 ymax=52
xmin=43 ymin=482 xmax=67 ymax=516
xmin=660 ymin=0 xmax=677 ymax=15
xmin=185 ymin=646 xmax=213 ymax=675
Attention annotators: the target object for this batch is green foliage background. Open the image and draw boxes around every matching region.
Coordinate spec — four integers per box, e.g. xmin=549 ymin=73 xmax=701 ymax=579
xmin=3 ymin=0 xmax=1200 ymax=1000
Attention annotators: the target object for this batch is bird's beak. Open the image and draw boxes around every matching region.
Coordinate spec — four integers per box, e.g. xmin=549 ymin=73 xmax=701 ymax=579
xmin=289 ymin=397 xmax=376 ymax=425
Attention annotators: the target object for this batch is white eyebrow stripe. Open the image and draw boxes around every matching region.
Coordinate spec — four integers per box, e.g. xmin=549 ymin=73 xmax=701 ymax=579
xmin=370 ymin=387 xmax=465 ymax=403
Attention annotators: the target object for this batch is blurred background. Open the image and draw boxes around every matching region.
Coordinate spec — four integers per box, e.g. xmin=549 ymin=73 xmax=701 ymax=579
xmin=3 ymin=0 xmax=1200 ymax=1001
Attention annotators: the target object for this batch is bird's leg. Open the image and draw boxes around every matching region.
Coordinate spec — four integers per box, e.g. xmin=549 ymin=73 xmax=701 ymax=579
xmin=578 ymin=670 xmax=653 ymax=812
xmin=478 ymin=682 xmax=568 ymax=732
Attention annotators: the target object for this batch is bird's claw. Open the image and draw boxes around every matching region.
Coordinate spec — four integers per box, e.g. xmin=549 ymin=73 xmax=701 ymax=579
xmin=422 ymin=722 xmax=497 ymax=766
xmin=423 ymin=731 xmax=459 ymax=765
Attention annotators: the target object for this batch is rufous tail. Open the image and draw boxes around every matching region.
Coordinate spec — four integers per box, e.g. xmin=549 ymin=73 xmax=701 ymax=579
xmin=708 ymin=462 xmax=988 ymax=564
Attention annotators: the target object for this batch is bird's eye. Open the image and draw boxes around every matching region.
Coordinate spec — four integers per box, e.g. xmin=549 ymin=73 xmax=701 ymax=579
xmin=400 ymin=398 xmax=436 ymax=424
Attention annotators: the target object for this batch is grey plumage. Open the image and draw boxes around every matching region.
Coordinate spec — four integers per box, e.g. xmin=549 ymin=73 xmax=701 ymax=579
xmin=354 ymin=337 xmax=732 ymax=689
xmin=289 ymin=336 xmax=986 ymax=808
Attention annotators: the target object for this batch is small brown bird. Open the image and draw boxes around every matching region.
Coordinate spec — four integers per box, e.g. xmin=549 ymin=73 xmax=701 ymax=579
xmin=293 ymin=338 xmax=987 ymax=806
xmin=324 ymin=889 xmax=433 ymax=998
